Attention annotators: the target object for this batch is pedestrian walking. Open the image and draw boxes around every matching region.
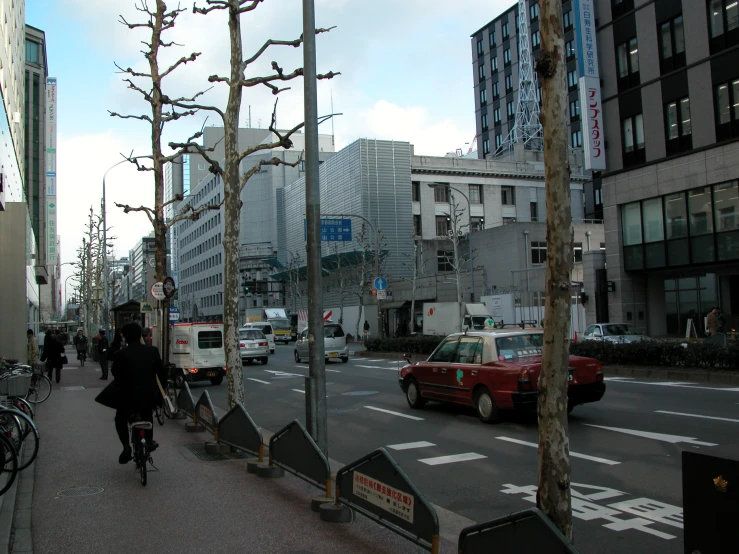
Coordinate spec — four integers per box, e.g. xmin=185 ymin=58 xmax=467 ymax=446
xmin=716 ymin=307 xmax=726 ymax=334
xmin=98 ymin=327 xmax=110 ymax=380
xmin=26 ymin=329 xmax=39 ymax=367
xmin=363 ymin=320 xmax=370 ymax=339
xmin=39 ymin=330 xmax=64 ymax=383
xmin=706 ymin=307 xmax=719 ymax=336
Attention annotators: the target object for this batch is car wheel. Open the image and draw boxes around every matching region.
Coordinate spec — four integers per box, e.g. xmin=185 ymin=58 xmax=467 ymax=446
xmin=262 ymin=357 xmax=268 ymax=365
xmin=405 ymin=378 xmax=426 ymax=409
xmin=294 ymin=350 xmax=301 ymax=363
xmin=474 ymin=387 xmax=499 ymax=423
xmin=209 ymin=376 xmax=223 ymax=386
xmin=341 ymin=356 xmax=349 ymax=363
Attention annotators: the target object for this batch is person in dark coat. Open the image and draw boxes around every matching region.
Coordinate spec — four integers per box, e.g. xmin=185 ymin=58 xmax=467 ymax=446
xmin=111 ymin=323 xmax=167 ymax=464
xmin=97 ymin=328 xmax=110 ymax=381
xmin=39 ymin=330 xmax=64 ymax=383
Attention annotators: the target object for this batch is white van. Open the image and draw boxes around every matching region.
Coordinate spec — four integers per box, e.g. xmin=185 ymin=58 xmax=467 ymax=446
xmin=293 ymin=322 xmax=349 ymax=363
xmin=242 ymin=322 xmax=275 ymax=354
xmin=170 ymin=323 xmax=227 ymax=386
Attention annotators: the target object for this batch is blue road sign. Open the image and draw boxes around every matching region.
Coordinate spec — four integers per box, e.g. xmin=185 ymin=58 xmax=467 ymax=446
xmin=373 ymin=277 xmax=387 ymax=291
xmin=304 ymin=218 xmax=353 ymax=242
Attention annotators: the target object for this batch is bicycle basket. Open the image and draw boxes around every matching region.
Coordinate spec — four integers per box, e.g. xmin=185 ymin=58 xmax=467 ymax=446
xmin=0 ymin=374 xmax=32 ymax=396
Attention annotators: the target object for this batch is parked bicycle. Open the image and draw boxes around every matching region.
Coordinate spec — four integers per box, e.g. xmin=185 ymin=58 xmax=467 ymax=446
xmin=25 ymin=364 xmax=51 ymax=404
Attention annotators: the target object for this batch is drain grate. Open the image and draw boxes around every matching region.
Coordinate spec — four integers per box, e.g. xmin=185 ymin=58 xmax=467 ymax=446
xmin=57 ymin=486 xmax=104 ymax=498
xmin=341 ymin=390 xmax=379 ymax=396
xmin=327 ymin=408 xmax=360 ymax=414
xmin=59 ymin=386 xmax=85 ymax=391
xmin=183 ymin=443 xmax=250 ymax=462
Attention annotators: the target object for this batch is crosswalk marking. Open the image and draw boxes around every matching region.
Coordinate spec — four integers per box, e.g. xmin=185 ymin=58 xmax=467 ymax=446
xmin=655 ymin=410 xmax=739 ymax=424
xmin=418 ymin=453 xmax=487 ymax=466
xmin=363 ymin=406 xmax=424 ymax=420
xmin=387 ymin=441 xmax=436 ymax=451
xmin=246 ymin=378 xmax=270 ymax=385
xmin=495 ymin=436 xmax=621 ymax=465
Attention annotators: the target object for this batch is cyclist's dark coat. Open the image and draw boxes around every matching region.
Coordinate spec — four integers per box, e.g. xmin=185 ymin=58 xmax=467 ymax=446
xmin=111 ymin=344 xmax=167 ymax=413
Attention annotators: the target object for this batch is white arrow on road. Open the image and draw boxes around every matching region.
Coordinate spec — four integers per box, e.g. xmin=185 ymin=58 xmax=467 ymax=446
xmin=585 ymin=425 xmax=717 ymax=446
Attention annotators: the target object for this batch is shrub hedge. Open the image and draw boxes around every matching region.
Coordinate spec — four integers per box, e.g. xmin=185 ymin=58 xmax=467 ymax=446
xmin=365 ymin=335 xmax=739 ymax=370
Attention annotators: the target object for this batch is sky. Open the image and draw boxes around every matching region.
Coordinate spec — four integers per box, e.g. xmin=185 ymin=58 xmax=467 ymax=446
xmin=25 ymin=0 xmax=512 ymax=300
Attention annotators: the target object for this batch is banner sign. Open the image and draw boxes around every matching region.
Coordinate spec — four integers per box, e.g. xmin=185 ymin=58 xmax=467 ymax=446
xmin=45 ymin=77 xmax=58 ymax=264
xmin=579 ymin=76 xmax=606 ymax=171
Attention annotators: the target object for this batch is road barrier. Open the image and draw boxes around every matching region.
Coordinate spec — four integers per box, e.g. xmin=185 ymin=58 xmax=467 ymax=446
xmin=177 ymin=382 xmax=196 ymax=418
xmin=267 ymin=419 xmax=331 ymax=497
xmin=194 ymin=390 xmax=219 ymax=438
xmin=683 ymin=450 xmax=738 ymax=553
xmin=218 ymin=403 xmax=264 ymax=461
xmin=332 ymin=448 xmax=439 ymax=553
xmin=458 ymin=508 xmax=578 ymax=553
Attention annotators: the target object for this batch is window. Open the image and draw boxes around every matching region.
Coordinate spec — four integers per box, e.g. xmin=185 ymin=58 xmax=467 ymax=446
xmin=532 ymin=31 xmax=541 ymax=49
xmin=501 ymin=186 xmax=515 ymax=205
xmin=622 ymin=114 xmax=645 ymax=166
xmin=483 ymin=138 xmax=490 ymax=155
xmin=198 ymin=331 xmax=223 ymax=349
xmin=502 ymin=22 xmax=510 ymax=40
xmin=478 ymin=64 xmax=485 ymax=81
xmin=495 ymin=133 xmax=503 ymax=148
xmin=470 ymin=217 xmax=485 ymax=232
xmin=665 ymin=97 xmax=692 ymax=154
xmin=436 ymin=215 xmax=449 ymax=237
xmin=530 ymin=202 xmax=538 ymax=221
xmin=569 ymin=99 xmax=580 ymax=121
xmin=412 ymin=181 xmax=420 ymax=202
xmin=616 ymin=38 xmax=640 ymax=89
xmin=563 ymin=10 xmax=573 ymax=31
xmin=507 ymin=101 xmax=515 ymax=120
xmin=665 ymin=192 xmax=688 ymax=240
xmin=198 ymin=163 xmax=206 ymax=170
xmin=714 ymin=181 xmax=739 ymax=231
xmin=433 ymin=184 xmax=450 ymax=203
xmin=492 ymin=82 xmax=499 ymax=99
xmin=715 ymin=79 xmax=739 ymax=140
xmin=469 ymin=184 xmax=482 ymax=204
xmin=481 ymin=113 xmax=489 ymax=131
xmin=612 ymin=0 xmax=634 ymax=18
xmin=503 ymin=48 xmax=511 ymax=66
xmin=571 ymin=130 xmax=583 ymax=148
xmin=494 ymin=107 xmax=501 ymax=125
xmin=689 ymin=187 xmax=713 ymax=235
xmin=480 ymin=88 xmax=488 ymax=106
xmin=491 ymin=56 xmax=498 ymax=72
xmin=437 ymin=248 xmax=453 ymax=270
xmin=413 ymin=214 xmax=422 ymax=236
xmin=573 ymin=242 xmax=583 ymax=263
xmin=530 ymin=3 xmax=539 ymax=22
xmin=489 ymin=29 xmax=496 ymax=48
xmin=25 ymin=40 xmax=40 ymax=64
xmin=430 ymin=337 xmax=458 ymax=362
xmin=477 ymin=39 xmax=484 ymax=56
xmin=531 ymin=241 xmax=547 ymax=264
xmin=455 ymin=337 xmax=483 ymax=364
xmin=505 ymin=74 xmax=513 ymax=94
xmin=567 ymin=70 xmax=578 ymax=91
xmin=709 ymin=0 xmax=739 ymax=52
xmin=566 ymin=39 xmax=576 ymax=60
xmin=659 ymin=16 xmax=685 ymax=73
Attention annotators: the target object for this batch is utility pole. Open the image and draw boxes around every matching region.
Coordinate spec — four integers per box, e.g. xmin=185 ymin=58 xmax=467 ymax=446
xmin=303 ymin=0 xmax=328 ymax=456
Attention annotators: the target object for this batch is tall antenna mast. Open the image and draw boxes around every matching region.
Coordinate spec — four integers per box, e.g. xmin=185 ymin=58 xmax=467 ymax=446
xmin=494 ymin=0 xmax=542 ymax=157
xmin=248 ymin=105 xmax=252 ymax=128
xmin=330 ymin=89 xmax=335 ymax=149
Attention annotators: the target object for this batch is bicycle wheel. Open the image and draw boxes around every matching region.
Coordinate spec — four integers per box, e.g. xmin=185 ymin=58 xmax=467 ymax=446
xmin=26 ymin=375 xmax=51 ymax=404
xmin=9 ymin=409 xmax=39 ymax=471
xmin=155 ymin=405 xmax=164 ymax=426
xmin=138 ymin=454 xmax=147 ymax=486
xmin=0 ymin=412 xmax=23 ymax=455
xmin=0 ymin=433 xmax=19 ymax=496
xmin=11 ymin=397 xmax=34 ymax=421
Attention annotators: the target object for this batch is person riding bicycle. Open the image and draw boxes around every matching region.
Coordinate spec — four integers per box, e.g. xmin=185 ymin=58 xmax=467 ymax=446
xmin=111 ymin=323 xmax=167 ymax=464
xmin=73 ymin=330 xmax=88 ymax=360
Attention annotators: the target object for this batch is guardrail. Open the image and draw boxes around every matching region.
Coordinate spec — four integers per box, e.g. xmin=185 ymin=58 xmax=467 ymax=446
xmin=194 ymin=390 xmax=219 ymax=439
xmin=218 ymin=403 xmax=264 ymax=461
xmin=177 ymin=382 xmax=196 ymax=418
xmin=331 ymin=448 xmax=439 ymax=553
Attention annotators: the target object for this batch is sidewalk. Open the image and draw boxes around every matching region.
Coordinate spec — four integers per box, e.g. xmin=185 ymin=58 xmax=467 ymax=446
xmin=13 ymin=346 xmax=434 ymax=554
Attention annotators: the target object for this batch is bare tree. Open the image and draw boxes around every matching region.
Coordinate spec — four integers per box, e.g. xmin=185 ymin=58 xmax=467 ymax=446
xmin=534 ymin=0 xmax=573 ymax=540
xmin=285 ymin=250 xmax=305 ymax=315
xmin=344 ymin=224 xmax=386 ymax=339
xmin=168 ymin=0 xmax=338 ymax=409
xmin=438 ymin=193 xmax=470 ymax=332
xmin=327 ymin=243 xmax=352 ymax=325
xmin=398 ymin=235 xmax=428 ymax=335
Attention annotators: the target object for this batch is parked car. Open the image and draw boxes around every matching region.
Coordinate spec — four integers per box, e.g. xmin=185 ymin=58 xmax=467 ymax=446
xmin=242 ymin=322 xmax=276 ymax=354
xmin=398 ymin=329 xmax=605 ymax=423
xmin=239 ymin=328 xmax=270 ymax=365
xmin=294 ymin=323 xmax=349 ymax=363
xmin=580 ymin=323 xmax=650 ymax=343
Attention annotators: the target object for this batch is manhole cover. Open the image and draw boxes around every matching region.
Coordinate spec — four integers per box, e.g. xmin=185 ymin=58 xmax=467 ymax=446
xmin=327 ymin=408 xmax=360 ymax=414
xmin=59 ymin=386 xmax=85 ymax=391
xmin=57 ymin=486 xmax=104 ymax=498
xmin=341 ymin=391 xmax=379 ymax=396
xmin=183 ymin=443 xmax=249 ymax=462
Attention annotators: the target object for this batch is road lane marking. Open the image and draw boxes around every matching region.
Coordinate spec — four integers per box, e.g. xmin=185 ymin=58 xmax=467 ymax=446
xmin=604 ymin=377 xmax=634 ymax=381
xmin=495 ymin=436 xmax=621 ymax=465
xmin=655 ymin=410 xmax=739 ymax=424
xmin=363 ymin=406 xmax=424 ymax=420
xmin=387 ymin=441 xmax=436 ymax=451
xmin=355 ymin=365 xmax=399 ymax=371
xmin=604 ymin=379 xmax=739 ymax=392
xmin=419 ymin=452 xmax=487 ymax=466
xmin=264 ymin=370 xmax=303 ymax=377
xmin=292 ymin=389 xmax=306 ymax=394
xmin=246 ymin=378 xmax=270 ymax=385
xmin=325 ymin=369 xmax=341 ymax=373
xmin=585 ymin=425 xmax=717 ymax=446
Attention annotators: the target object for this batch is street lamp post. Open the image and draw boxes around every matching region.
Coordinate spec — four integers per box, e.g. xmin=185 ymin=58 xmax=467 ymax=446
xmin=64 ymin=273 xmax=79 ymax=319
xmin=102 ymin=160 xmax=128 ymax=334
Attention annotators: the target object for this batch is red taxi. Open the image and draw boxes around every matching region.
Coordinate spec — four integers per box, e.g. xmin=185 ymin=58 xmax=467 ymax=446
xmin=398 ymin=329 xmax=605 ymax=423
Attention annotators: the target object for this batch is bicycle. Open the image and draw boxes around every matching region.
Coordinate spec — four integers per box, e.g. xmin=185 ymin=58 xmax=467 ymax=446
xmin=0 ymin=407 xmax=39 ymax=472
xmin=0 ymin=432 xmax=18 ymax=496
xmin=128 ymin=416 xmax=155 ymax=486
xmin=25 ymin=364 xmax=51 ymax=404
xmin=76 ymin=346 xmax=87 ymax=367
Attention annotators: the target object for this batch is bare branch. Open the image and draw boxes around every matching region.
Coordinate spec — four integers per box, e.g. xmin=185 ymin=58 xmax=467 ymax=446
xmin=114 ymin=202 xmax=155 ymax=226
xmin=108 ymin=110 xmax=154 ymax=124
xmin=113 ymin=61 xmax=152 ymax=80
xmin=165 ymin=199 xmax=223 ymax=228
xmin=161 ymin=51 xmax=201 ymax=78
xmin=242 ymin=26 xmax=336 ymax=67
xmin=192 ymin=1 xmax=230 ymax=15
xmin=237 ymin=0 xmax=265 ymax=14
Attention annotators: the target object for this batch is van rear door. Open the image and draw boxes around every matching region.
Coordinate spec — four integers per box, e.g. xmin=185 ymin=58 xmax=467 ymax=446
xmin=194 ymin=326 xmax=225 ymax=368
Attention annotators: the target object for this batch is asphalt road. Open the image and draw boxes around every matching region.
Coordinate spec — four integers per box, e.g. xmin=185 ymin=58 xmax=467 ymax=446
xmin=190 ymin=344 xmax=739 ymax=554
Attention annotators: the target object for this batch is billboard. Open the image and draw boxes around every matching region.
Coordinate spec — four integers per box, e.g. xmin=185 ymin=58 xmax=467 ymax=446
xmin=45 ymin=78 xmax=58 ymax=264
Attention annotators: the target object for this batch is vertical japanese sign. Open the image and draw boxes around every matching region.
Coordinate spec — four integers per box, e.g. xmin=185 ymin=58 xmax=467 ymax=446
xmin=579 ymin=76 xmax=606 ymax=170
xmin=46 ymin=77 xmax=58 ymax=264
xmin=574 ymin=0 xmax=599 ymax=79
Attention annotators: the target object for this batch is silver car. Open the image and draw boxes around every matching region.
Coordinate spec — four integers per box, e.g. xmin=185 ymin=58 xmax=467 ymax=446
xmin=294 ymin=323 xmax=349 ymax=363
xmin=581 ymin=323 xmax=650 ymax=344
xmin=239 ymin=328 xmax=270 ymax=365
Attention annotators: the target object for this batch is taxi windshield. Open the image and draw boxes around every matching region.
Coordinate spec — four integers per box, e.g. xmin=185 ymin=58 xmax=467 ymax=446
xmin=495 ymin=334 xmax=544 ymax=360
xmin=269 ymin=319 xmax=291 ymax=330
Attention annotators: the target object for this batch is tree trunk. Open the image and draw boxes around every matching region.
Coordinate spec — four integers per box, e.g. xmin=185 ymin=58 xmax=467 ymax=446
xmin=222 ymin=1 xmax=246 ymax=409
xmin=536 ymin=0 xmax=573 ymax=541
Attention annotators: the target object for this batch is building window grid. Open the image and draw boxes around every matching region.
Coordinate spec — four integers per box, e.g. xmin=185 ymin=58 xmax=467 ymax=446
xmin=566 ymin=39 xmax=576 ymax=61
xmin=480 ymin=88 xmax=488 ymax=106
xmin=477 ymin=39 xmax=484 ymax=57
xmin=492 ymin=81 xmax=500 ymax=100
xmin=478 ymin=64 xmax=485 ymax=81
xmin=502 ymin=22 xmax=509 ymax=40
xmin=715 ymin=79 xmax=739 ymax=140
xmin=489 ymin=29 xmax=496 ymax=48
xmin=616 ymin=37 xmax=640 ymax=90
xmin=659 ymin=15 xmax=686 ymax=73
xmin=531 ymin=241 xmax=547 ymax=264
xmin=503 ymin=48 xmax=511 ymax=66
xmin=483 ymin=138 xmax=491 ymax=155
xmin=665 ymin=97 xmax=692 ymax=154
xmin=505 ymin=74 xmax=513 ymax=94
xmin=502 ymin=186 xmax=515 ymax=205
xmin=709 ymin=0 xmax=739 ymax=52
xmin=563 ymin=10 xmax=574 ymax=31
xmin=571 ymin=130 xmax=583 ymax=148
xmin=569 ymin=99 xmax=580 ymax=122
xmin=469 ymin=184 xmax=483 ymax=204
xmin=491 ymin=56 xmax=498 ymax=73
xmin=532 ymin=30 xmax=541 ymax=50
xmin=567 ymin=70 xmax=578 ymax=91
xmin=481 ymin=113 xmax=489 ymax=132
xmin=529 ymin=3 xmax=539 ymax=23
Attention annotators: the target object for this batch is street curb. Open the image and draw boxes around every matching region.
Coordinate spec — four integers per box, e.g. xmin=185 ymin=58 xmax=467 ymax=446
xmin=355 ymin=351 xmax=739 ymax=385
xmin=0 ymin=456 xmax=19 ymax=554
xmin=0 ymin=440 xmax=34 ymax=554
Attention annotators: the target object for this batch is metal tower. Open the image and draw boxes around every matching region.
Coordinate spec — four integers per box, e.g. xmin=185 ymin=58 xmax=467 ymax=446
xmin=493 ymin=0 xmax=543 ymax=157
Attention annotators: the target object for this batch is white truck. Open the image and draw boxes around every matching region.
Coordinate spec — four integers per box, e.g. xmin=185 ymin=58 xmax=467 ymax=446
xmin=169 ymin=322 xmax=227 ymax=386
xmin=244 ymin=307 xmax=293 ymax=344
xmin=422 ymin=302 xmax=492 ymax=336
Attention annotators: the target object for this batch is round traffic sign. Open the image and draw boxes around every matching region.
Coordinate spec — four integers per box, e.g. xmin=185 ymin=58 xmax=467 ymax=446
xmin=373 ymin=276 xmax=387 ymax=291
xmin=150 ymin=281 xmax=166 ymax=300
xmin=162 ymin=276 xmax=176 ymax=298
